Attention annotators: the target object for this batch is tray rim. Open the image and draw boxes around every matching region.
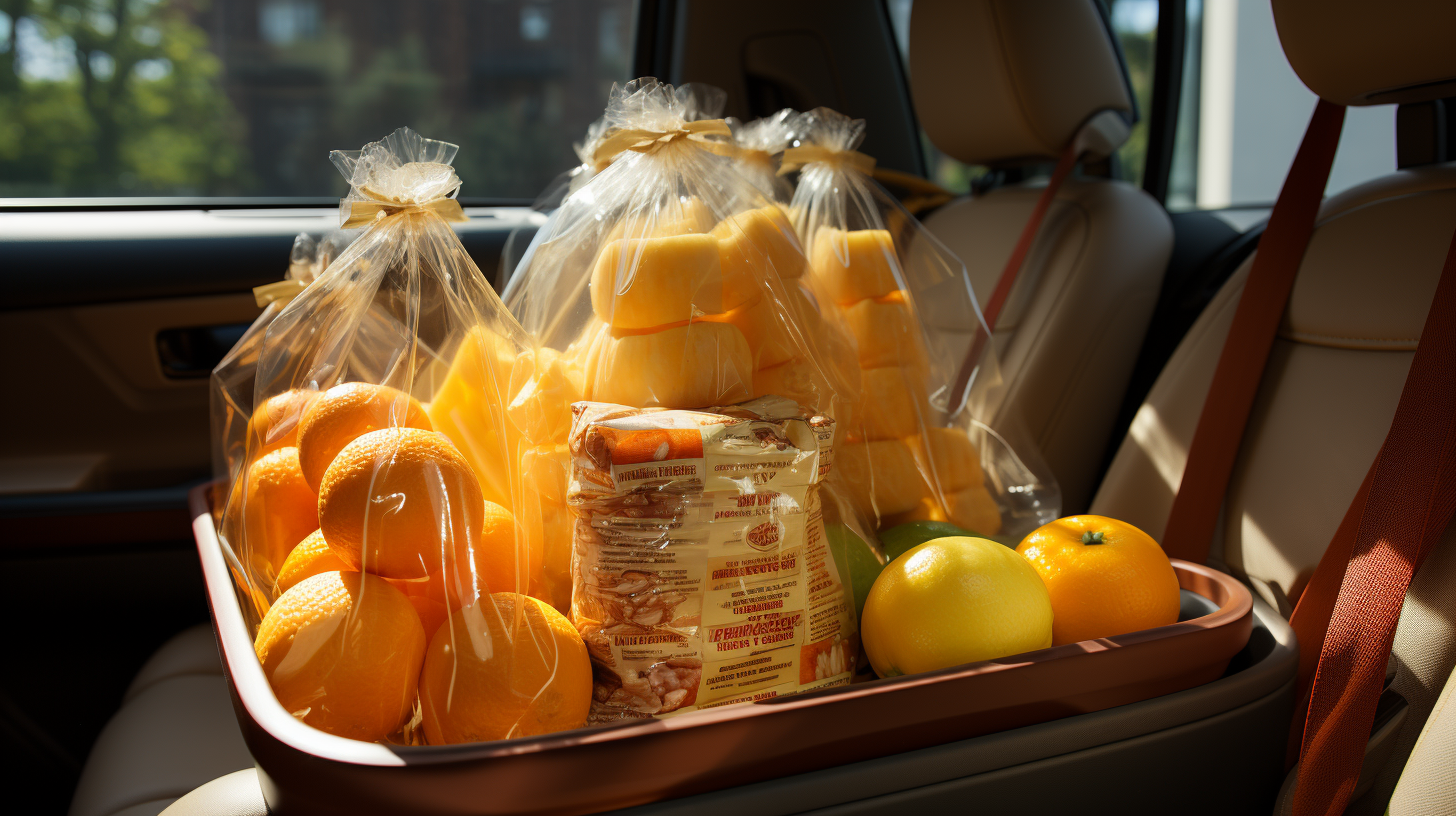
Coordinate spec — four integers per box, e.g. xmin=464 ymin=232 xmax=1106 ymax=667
xmin=191 ymin=481 xmax=1254 ymax=770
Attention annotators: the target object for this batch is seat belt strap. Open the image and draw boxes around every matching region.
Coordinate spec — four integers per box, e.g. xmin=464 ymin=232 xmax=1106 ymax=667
xmin=1292 ymin=226 xmax=1456 ymax=816
xmin=1284 ymin=461 xmax=1375 ymax=767
xmin=948 ymin=139 xmax=1080 ymax=410
xmin=979 ymin=140 xmax=1079 ymax=330
xmin=1160 ymin=100 xmax=1346 ymax=563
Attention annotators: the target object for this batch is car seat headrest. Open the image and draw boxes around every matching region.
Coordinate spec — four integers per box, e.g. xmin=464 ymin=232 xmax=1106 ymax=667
xmin=1273 ymin=0 xmax=1456 ymax=106
xmin=908 ymin=0 xmax=1134 ymax=167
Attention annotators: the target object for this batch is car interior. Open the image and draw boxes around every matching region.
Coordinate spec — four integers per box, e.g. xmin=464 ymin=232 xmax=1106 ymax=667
xmin=3 ymin=0 xmax=1455 ymax=814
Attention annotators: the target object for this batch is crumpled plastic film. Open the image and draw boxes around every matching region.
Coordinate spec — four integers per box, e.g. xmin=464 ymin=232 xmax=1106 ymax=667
xmin=787 ymin=107 xmax=1061 ymax=539
xmin=727 ymin=108 xmax=799 ymax=203
xmin=212 ymin=127 xmax=593 ymax=747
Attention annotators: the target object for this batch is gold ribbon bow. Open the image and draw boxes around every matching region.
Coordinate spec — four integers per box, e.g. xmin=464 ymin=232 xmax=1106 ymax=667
xmin=778 ymin=144 xmax=877 ymax=176
xmin=340 ymin=194 xmax=468 ymax=229
xmin=591 ymin=119 xmax=734 ymax=164
xmin=252 ymin=279 xmax=308 ymax=308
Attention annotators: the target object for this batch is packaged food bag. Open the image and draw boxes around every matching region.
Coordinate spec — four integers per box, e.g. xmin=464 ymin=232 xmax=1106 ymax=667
xmin=726 ymin=108 xmax=799 ymax=203
xmin=214 ymin=127 xmax=593 ymax=746
xmin=786 ymin=108 xmax=1060 ymax=538
xmin=507 ymin=79 xmax=879 ymax=716
xmin=567 ymin=397 xmax=855 ymax=721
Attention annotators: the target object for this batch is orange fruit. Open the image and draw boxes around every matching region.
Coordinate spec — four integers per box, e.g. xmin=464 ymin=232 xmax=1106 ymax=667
xmin=443 ymin=499 xmax=536 ymax=603
xmin=238 ymin=446 xmax=318 ymax=578
xmin=275 ymin=529 xmax=348 ymax=595
xmin=419 ymin=593 xmax=591 ymax=744
xmin=388 ymin=571 xmax=452 ymax=641
xmin=254 ymin=571 xmax=426 ymax=742
xmin=247 ymin=389 xmax=318 ymax=457
xmin=1015 ymin=515 xmax=1181 ymax=646
xmin=364 ymin=505 xmax=537 ymax=639
xmin=297 ymin=382 xmax=433 ymax=491
xmin=382 ymin=498 xmax=536 ymax=639
xmin=317 ymin=428 xmax=484 ymax=579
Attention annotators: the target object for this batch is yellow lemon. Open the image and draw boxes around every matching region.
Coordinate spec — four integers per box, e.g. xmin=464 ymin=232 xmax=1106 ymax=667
xmin=861 ymin=536 xmax=1052 ymax=677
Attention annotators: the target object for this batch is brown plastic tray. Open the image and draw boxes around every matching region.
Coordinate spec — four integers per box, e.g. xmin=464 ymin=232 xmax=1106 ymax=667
xmin=191 ymin=483 xmax=1253 ymax=816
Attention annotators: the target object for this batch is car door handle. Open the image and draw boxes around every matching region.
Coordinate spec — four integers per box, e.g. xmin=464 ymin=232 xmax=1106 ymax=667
xmin=156 ymin=323 xmax=251 ymax=379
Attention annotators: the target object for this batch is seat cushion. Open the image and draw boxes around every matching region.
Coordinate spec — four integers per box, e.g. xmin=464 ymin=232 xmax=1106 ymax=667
xmin=70 ymin=626 xmax=251 ymax=816
xmin=1093 ymin=165 xmax=1456 ymax=814
xmin=124 ymin=624 xmax=229 ymax=704
xmin=922 ymin=177 xmax=1171 ymax=511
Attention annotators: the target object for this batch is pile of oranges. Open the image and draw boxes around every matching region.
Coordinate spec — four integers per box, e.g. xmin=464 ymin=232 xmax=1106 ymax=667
xmin=232 ymin=382 xmax=592 ymax=744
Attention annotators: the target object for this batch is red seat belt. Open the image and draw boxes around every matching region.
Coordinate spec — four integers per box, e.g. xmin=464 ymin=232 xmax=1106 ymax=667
xmin=1290 ymin=228 xmax=1456 ymax=816
xmin=949 ymin=139 xmax=1078 ymax=406
xmin=979 ymin=140 xmax=1079 ymax=330
xmin=1159 ymin=99 xmax=1346 ymax=564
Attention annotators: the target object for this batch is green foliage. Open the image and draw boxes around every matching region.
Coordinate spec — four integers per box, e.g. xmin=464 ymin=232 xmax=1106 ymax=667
xmin=0 ymin=0 xmax=252 ymax=195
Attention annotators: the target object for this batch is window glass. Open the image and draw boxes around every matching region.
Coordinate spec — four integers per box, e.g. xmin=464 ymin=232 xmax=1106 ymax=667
xmin=1105 ymin=0 xmax=1156 ymax=187
xmin=0 ymin=0 xmax=635 ymax=199
xmin=885 ymin=0 xmax=984 ymax=195
xmin=1169 ymin=0 xmax=1395 ymax=212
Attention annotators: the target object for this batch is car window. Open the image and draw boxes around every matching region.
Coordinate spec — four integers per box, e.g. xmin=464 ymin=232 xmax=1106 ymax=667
xmin=0 ymin=0 xmax=635 ymax=200
xmin=1169 ymin=0 xmax=1395 ymax=215
xmin=885 ymin=0 xmax=986 ymax=194
xmin=1105 ymin=0 xmax=1156 ymax=187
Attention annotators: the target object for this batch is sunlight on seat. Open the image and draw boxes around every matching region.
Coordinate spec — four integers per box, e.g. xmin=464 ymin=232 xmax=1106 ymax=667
xmin=1127 ymin=403 xmax=1187 ymax=495
xmin=1236 ymin=513 xmax=1301 ymax=615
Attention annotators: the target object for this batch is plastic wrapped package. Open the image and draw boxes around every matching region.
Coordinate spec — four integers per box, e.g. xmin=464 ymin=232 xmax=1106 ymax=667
xmin=786 ymin=108 xmax=1060 ymax=539
xmin=212 ymin=127 xmax=593 ymax=747
xmin=511 ymin=80 xmax=856 ymax=415
xmin=211 ymin=229 xmax=359 ymax=487
xmin=726 ymin=108 xmax=799 ymax=203
xmin=507 ymin=79 xmax=880 ymax=716
xmin=567 ymin=397 xmax=855 ymax=721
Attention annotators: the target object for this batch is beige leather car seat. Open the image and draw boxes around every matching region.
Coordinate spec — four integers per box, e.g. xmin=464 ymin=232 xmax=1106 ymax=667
xmin=1093 ymin=0 xmax=1456 ymax=811
xmin=909 ymin=0 xmax=1173 ymax=512
xmin=68 ymin=625 xmax=251 ymax=816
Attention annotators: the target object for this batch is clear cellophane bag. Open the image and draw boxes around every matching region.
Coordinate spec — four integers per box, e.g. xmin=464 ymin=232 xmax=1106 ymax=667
xmin=727 ymin=108 xmax=799 ymax=203
xmin=211 ymin=229 xmax=356 ymax=488
xmin=509 ymin=79 xmax=881 ymax=720
xmin=213 ymin=127 xmax=595 ymax=747
xmin=786 ymin=107 xmax=1061 ymax=541
xmin=502 ymin=83 xmax=732 ymax=300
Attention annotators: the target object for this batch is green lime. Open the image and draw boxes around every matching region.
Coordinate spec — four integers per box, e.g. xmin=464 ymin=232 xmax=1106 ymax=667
xmin=880 ymin=520 xmax=975 ymax=564
xmin=825 ymin=523 xmax=883 ymax=620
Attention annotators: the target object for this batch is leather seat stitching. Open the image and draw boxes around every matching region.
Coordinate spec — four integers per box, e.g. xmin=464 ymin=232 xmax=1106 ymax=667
xmin=1279 ymin=329 xmax=1419 ymax=349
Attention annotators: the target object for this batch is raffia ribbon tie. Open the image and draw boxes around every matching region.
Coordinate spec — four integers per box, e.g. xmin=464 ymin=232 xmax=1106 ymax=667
xmin=340 ymin=189 xmax=468 ymax=229
xmin=778 ymin=144 xmax=876 ymax=176
xmin=737 ymin=147 xmax=777 ymax=172
xmin=340 ymin=162 xmax=469 ymax=229
xmin=591 ymin=119 xmax=733 ymax=164
xmin=253 ymin=279 xmax=307 ymax=308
